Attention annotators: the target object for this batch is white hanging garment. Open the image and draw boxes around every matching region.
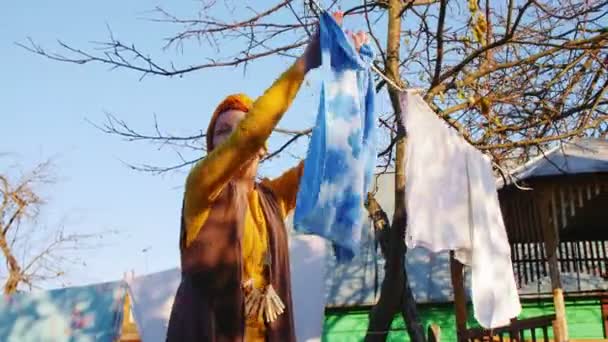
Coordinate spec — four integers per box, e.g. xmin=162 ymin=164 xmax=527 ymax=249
xmin=289 ymin=234 xmax=328 ymax=342
xmin=126 ymin=268 xmax=181 ymax=342
xmin=125 ymin=234 xmax=327 ymax=342
xmin=400 ymin=91 xmax=521 ymax=328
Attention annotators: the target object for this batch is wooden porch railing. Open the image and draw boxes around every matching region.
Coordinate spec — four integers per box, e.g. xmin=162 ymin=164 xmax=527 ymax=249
xmin=459 ymin=314 xmax=556 ymax=342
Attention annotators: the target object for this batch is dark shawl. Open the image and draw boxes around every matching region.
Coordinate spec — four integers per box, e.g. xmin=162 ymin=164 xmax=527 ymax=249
xmin=166 ymin=182 xmax=295 ymax=342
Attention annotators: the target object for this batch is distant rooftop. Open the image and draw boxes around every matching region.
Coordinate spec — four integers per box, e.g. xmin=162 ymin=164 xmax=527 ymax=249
xmin=499 ymin=138 xmax=608 ymax=188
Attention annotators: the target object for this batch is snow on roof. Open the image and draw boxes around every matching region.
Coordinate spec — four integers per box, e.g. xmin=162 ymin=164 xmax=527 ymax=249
xmin=498 ymin=138 xmax=608 ymax=188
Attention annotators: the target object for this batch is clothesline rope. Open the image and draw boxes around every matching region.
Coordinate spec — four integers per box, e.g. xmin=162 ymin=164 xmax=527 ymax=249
xmin=370 ymin=64 xmax=406 ymax=92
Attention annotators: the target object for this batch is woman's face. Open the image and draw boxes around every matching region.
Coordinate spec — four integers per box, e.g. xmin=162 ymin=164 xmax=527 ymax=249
xmin=212 ymin=109 xmax=266 ymax=181
xmin=212 ymin=109 xmax=246 ymax=148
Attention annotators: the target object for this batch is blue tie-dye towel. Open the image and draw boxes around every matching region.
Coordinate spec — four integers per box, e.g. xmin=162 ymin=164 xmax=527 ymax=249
xmin=0 ymin=281 xmax=126 ymax=342
xmin=294 ymin=11 xmax=377 ymax=261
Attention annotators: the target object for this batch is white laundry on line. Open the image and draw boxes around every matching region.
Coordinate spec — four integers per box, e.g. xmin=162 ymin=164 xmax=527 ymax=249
xmin=400 ymin=91 xmax=521 ymax=329
xmin=289 ymin=234 xmax=328 ymax=342
xmin=125 ymin=234 xmax=328 ymax=342
xmin=125 ymin=268 xmax=181 ymax=342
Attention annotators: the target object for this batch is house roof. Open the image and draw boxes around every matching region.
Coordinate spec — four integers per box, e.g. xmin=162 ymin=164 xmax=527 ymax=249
xmin=499 ymin=138 xmax=608 ymax=188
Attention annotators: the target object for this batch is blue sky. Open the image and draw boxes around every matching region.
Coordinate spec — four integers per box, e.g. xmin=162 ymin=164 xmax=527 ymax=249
xmin=1 ymin=0 xmax=324 ymax=288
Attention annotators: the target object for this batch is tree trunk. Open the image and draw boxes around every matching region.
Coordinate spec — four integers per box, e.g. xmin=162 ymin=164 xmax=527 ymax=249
xmin=364 ymin=200 xmax=406 ymax=341
xmin=0 ymin=229 xmax=22 ymax=295
xmin=401 ymin=252 xmax=426 ymax=342
xmin=365 ymin=193 xmax=426 ymax=342
xmin=365 ymin=1 xmax=426 ymax=341
xmin=4 ymin=275 xmax=20 ymax=295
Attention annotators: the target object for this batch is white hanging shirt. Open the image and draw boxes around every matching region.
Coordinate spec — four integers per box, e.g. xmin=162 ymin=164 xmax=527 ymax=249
xmin=400 ymin=91 xmax=521 ymax=328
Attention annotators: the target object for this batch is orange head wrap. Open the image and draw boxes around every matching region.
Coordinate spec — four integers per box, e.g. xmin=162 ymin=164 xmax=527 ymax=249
xmin=206 ymin=93 xmax=254 ymax=151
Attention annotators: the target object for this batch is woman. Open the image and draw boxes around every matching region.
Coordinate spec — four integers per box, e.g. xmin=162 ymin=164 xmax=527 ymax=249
xmin=166 ymin=12 xmax=367 ymax=342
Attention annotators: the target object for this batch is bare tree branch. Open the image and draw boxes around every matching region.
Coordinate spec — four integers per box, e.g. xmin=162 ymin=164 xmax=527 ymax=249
xmin=0 ymin=160 xmax=106 ymax=293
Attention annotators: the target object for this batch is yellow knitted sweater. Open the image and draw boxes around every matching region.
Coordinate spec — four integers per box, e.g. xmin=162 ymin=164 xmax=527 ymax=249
xmin=182 ymin=61 xmax=306 ymax=341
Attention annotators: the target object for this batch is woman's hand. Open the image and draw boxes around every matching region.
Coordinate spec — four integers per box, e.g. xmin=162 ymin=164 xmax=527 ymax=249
xmin=300 ymin=11 xmax=369 ymax=72
xmin=348 ymin=31 xmax=370 ymax=52
xmin=333 ymin=11 xmax=369 ymax=52
xmin=333 ymin=11 xmax=344 ymax=26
